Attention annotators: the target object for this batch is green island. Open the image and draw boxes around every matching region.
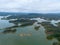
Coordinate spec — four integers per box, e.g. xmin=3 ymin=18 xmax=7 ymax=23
xmin=41 ymin=22 xmax=60 ymax=41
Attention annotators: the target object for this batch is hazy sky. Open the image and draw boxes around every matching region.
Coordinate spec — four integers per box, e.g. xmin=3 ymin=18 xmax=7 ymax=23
xmin=0 ymin=0 xmax=60 ymax=13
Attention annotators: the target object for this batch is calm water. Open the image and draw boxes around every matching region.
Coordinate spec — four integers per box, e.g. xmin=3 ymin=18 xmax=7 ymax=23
xmin=0 ymin=17 xmax=58 ymax=45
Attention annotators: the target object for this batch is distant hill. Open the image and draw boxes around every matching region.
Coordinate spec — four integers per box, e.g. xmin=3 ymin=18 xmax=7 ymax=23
xmin=0 ymin=12 xmax=60 ymax=20
xmin=0 ymin=12 xmax=28 ymax=16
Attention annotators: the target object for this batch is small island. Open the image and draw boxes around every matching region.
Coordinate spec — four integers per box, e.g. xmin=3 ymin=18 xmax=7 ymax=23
xmin=41 ymin=22 xmax=60 ymax=41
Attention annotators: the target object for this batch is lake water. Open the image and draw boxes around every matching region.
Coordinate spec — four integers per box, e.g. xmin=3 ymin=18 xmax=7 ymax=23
xmin=0 ymin=17 xmax=58 ymax=45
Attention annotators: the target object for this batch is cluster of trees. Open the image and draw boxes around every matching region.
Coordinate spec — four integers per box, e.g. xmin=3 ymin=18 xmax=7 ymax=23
xmin=41 ymin=22 xmax=60 ymax=42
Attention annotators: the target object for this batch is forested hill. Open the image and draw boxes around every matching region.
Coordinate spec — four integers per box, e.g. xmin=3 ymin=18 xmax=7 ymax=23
xmin=0 ymin=12 xmax=60 ymax=19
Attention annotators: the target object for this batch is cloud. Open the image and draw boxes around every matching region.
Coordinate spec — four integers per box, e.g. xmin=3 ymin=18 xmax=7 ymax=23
xmin=0 ymin=0 xmax=60 ymax=13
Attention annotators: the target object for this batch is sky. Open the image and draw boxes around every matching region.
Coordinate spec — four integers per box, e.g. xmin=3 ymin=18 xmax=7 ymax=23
xmin=0 ymin=0 xmax=60 ymax=13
